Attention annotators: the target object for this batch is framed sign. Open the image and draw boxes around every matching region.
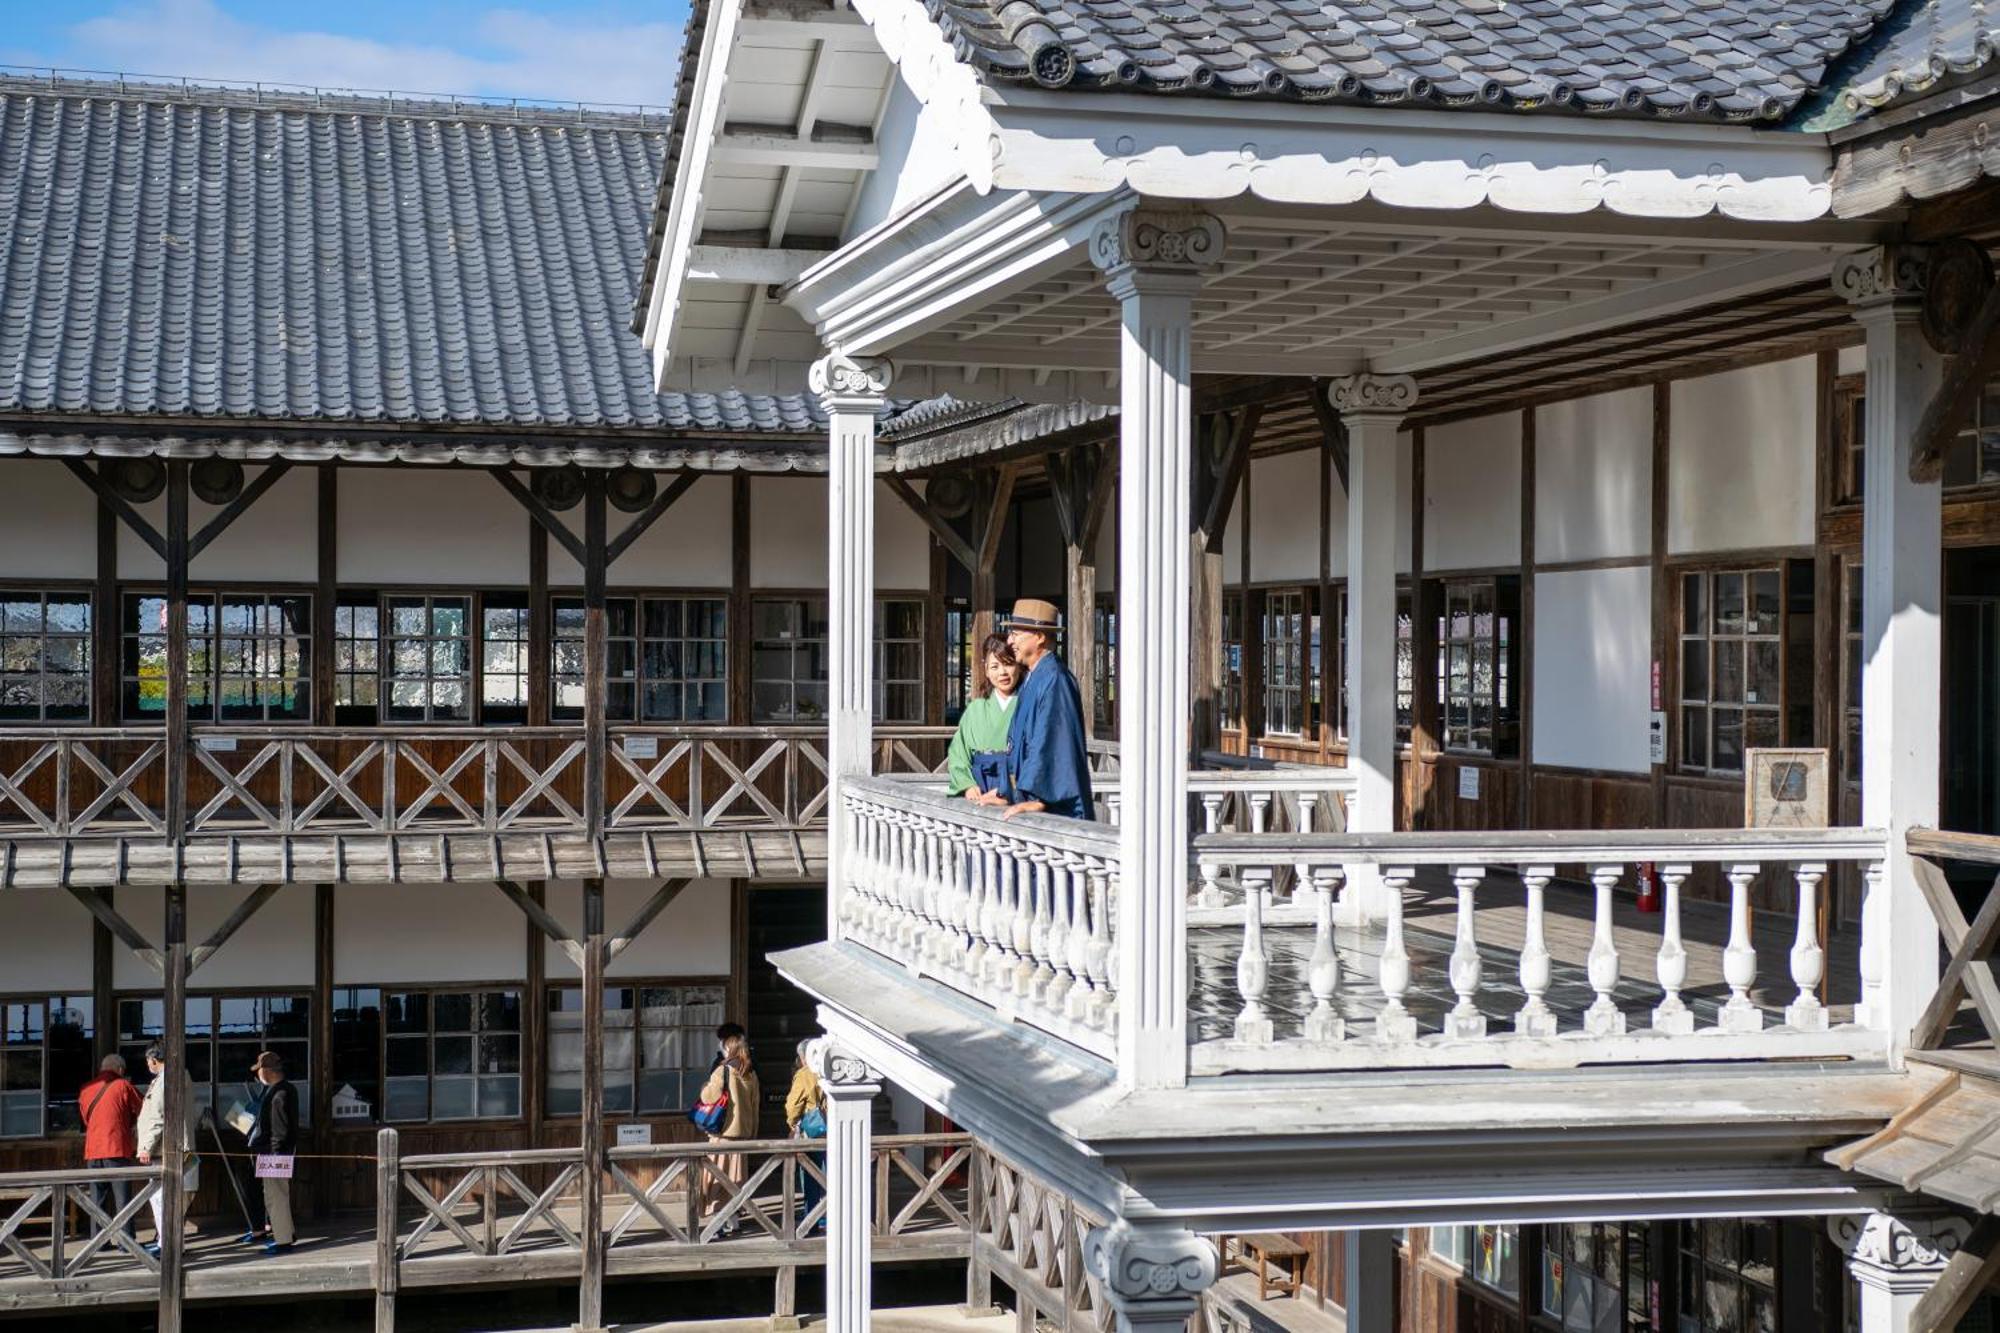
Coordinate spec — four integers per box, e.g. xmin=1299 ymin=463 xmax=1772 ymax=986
xmin=1744 ymin=748 xmax=1829 ymax=829
xmin=254 ymin=1154 xmax=294 ymax=1180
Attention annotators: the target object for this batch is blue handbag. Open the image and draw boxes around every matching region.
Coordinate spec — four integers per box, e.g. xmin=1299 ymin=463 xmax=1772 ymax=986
xmin=799 ymin=1106 xmax=827 ymax=1139
xmin=690 ymin=1087 xmax=729 ymax=1134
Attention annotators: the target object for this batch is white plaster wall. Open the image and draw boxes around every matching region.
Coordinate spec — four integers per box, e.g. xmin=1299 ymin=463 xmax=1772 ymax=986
xmin=0 ymin=460 xmax=97 ymax=580
xmin=0 ymin=890 xmax=93 ymax=992
xmin=339 ymin=468 xmax=529 ymax=585
xmin=547 ymin=476 xmax=734 ymax=589
xmin=542 ymin=879 xmax=733 ymax=981
xmin=1668 ymin=356 xmax=1817 ymax=554
xmin=1536 ymin=388 xmax=1653 ymax=564
xmin=117 ymin=465 xmax=317 ymax=582
xmin=1531 ymin=565 xmax=1655 ymax=775
xmin=750 ymin=478 xmax=929 ymax=591
xmin=112 ymin=884 xmax=318 ymax=989
xmin=1838 ymin=344 xmax=1865 ymax=375
xmin=333 ymin=882 xmax=527 ymax=985
xmin=845 ymin=80 xmax=961 ymax=238
xmin=1424 ymin=412 xmax=1521 ymax=571
xmin=1248 ymin=449 xmax=1324 ymax=584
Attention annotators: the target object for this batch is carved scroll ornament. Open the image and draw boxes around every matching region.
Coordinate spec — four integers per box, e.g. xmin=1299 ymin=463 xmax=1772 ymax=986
xmin=1832 ymin=244 xmax=1932 ymax=307
xmin=1084 ymin=1221 xmax=1219 ymax=1304
xmin=809 ymin=352 xmax=895 ymax=402
xmin=805 ymin=1036 xmax=882 ymax=1087
xmin=1090 ymin=209 xmax=1227 ymax=276
xmin=1828 ymin=1210 xmax=1971 ymax=1275
xmin=1326 ymin=373 xmax=1420 ymax=417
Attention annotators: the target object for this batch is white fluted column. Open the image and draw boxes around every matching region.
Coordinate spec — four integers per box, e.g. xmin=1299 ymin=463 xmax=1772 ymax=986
xmin=814 ymin=354 xmax=893 ymax=943
xmin=1084 ymin=1222 xmax=1219 ymax=1333
xmin=1091 ymin=207 xmax=1224 ymax=1089
xmin=1329 ymin=375 xmax=1416 ymax=922
xmin=808 ymin=1038 xmax=882 ymax=1333
xmin=1836 ymin=246 xmax=1945 ymax=1057
xmin=1830 ymin=1209 xmax=1970 ymax=1333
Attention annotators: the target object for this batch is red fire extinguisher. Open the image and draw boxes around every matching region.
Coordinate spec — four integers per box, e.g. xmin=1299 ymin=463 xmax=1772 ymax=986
xmin=1636 ymin=862 xmax=1662 ymax=914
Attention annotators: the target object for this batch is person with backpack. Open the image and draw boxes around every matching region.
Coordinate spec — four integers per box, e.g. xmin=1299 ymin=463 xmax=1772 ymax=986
xmin=78 ymin=1053 xmax=144 ymax=1237
xmin=784 ymin=1039 xmax=827 ymax=1232
xmin=693 ymin=1027 xmax=760 ymax=1234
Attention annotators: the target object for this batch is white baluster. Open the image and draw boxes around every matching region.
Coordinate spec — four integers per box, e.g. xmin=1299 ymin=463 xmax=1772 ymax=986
xmin=1718 ymin=863 xmax=1764 ymax=1034
xmin=1856 ymin=860 xmax=1888 ymax=1029
xmin=1443 ymin=865 xmax=1486 ymax=1040
xmin=1105 ymin=792 xmax=1121 ymax=827
xmin=1583 ymin=865 xmax=1625 ymax=1036
xmin=1295 ymin=793 xmax=1319 ymax=910
xmin=1248 ymin=791 xmax=1271 ymax=835
xmin=1514 ymin=865 xmax=1557 ymax=1037
xmin=1086 ymin=860 xmax=1116 ymax=1029
xmin=1786 ymin=863 xmax=1829 ymax=1031
xmin=963 ymin=826 xmax=990 ymax=981
xmin=1234 ymin=867 xmax=1275 ymax=1044
xmin=1196 ymin=794 xmax=1226 ymax=907
xmin=1065 ymin=852 xmax=1095 ymax=1020
xmin=1303 ymin=883 xmax=1345 ymax=1043
xmin=1376 ymin=866 xmax=1418 ymax=1043
xmin=1042 ymin=853 xmax=1076 ymax=1014
xmin=993 ymin=838 xmax=1024 ymax=989
xmin=1012 ymin=844 xmax=1041 ymax=998
xmin=1026 ymin=848 xmax=1056 ymax=1002
xmin=1650 ymin=864 xmax=1695 ymax=1035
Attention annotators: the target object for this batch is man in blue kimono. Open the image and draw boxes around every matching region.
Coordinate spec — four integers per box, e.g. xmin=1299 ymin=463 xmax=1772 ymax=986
xmin=986 ymin=598 xmax=1094 ymax=821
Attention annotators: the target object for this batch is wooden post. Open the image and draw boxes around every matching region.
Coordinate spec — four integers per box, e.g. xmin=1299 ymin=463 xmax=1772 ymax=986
xmin=963 ymin=1146 xmax=996 ymax=1315
xmin=312 ymin=884 xmax=334 ymax=1220
xmin=1649 ymin=382 xmax=1672 ymax=828
xmin=165 ymin=461 xmax=190 ymax=845
xmin=315 ymin=465 xmax=337 ymax=724
xmin=91 ymin=887 xmax=114 ymax=1063
xmin=1409 ymin=427 xmax=1435 ymax=831
xmin=583 ymin=476 xmax=608 ymax=841
xmin=1318 ymin=409 xmax=1335 ymax=760
xmin=730 ymin=476 xmax=753 ymax=725
xmin=1518 ymin=407 xmax=1536 ymax=826
xmin=524 ymin=880 xmax=547 ymax=1147
xmin=528 ymin=518 xmax=550 ymax=728
xmin=578 ymin=877 xmax=607 ymax=1331
xmin=93 ymin=478 xmax=119 ymax=724
xmin=375 ymin=1126 xmax=399 ymax=1333
xmin=775 ymin=1264 xmax=800 ymax=1331
xmin=158 ymin=882 xmax=187 ymax=1333
xmin=968 ymin=465 xmax=1018 ymax=698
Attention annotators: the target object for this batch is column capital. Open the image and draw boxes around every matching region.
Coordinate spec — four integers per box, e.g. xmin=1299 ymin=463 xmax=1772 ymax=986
xmin=810 ymin=352 xmax=895 ymax=410
xmin=1829 ymin=1208 xmax=1972 ymax=1293
xmin=1833 ymin=244 xmax=1933 ymax=311
xmin=1327 ymin=373 xmax=1420 ymax=421
xmin=1084 ymin=1221 xmax=1218 ymax=1323
xmin=806 ymin=1036 xmax=882 ymax=1089
xmin=1091 ymin=208 xmax=1226 ymax=291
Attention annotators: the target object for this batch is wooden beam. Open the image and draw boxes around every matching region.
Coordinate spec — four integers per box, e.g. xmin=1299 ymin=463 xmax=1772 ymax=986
xmin=65 ymin=885 xmax=163 ymax=974
xmin=1077 ymin=446 xmax=1115 ymax=552
xmin=314 ymin=466 xmax=337 ymax=726
xmin=528 ymin=518 xmax=550 ymax=728
xmin=607 ymin=878 xmax=691 ymax=961
xmin=91 ymin=887 xmax=115 ymax=1063
xmin=1912 ymin=280 xmax=2000 ymax=483
xmin=1911 ymin=857 xmax=2000 ymax=1048
xmin=187 ymin=883 xmax=283 ymax=974
xmin=605 ymin=472 xmax=701 ymax=566
xmin=187 ymin=462 xmax=292 ymax=559
xmin=311 ymin=883 xmax=334 ymax=1218
xmin=62 ymin=459 xmax=167 ymax=560
xmin=969 ymin=463 xmax=1020 ymax=697
xmin=1309 ymin=383 xmax=1351 ymax=496
xmin=1409 ymin=428 xmax=1435 ymax=826
xmin=582 ymin=474 xmax=609 ymax=841
xmin=578 ymin=877 xmax=607 ymax=1332
xmin=884 ymin=476 xmax=978 ymax=571
xmin=1200 ymin=406 xmax=1263 ymax=551
xmin=165 ymin=462 xmax=189 ymax=843
xmin=493 ymin=878 xmax=586 ymax=968
xmin=158 ymin=883 xmax=187 ymax=1333
xmin=976 ymin=463 xmax=1019 ymax=573
xmin=93 ymin=483 xmax=119 ymax=724
xmin=490 ymin=469 xmax=587 ymax=565
xmin=730 ymin=477 xmax=752 ymax=725
xmin=1912 ymin=1215 xmax=2000 ymax=1333
xmin=1518 ymin=406 xmax=1536 ymax=827
xmin=523 ymin=880 xmax=547 ymax=1146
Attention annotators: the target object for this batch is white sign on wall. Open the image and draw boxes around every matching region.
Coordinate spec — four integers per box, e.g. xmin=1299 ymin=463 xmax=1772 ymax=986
xmin=1458 ymin=767 xmax=1479 ymax=801
xmin=1648 ymin=711 xmax=1667 ymax=766
xmin=623 ymin=736 xmax=659 ymax=760
xmin=616 ymin=1123 xmax=653 ymax=1147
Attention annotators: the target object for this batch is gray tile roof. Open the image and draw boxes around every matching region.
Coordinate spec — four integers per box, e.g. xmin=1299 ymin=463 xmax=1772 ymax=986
xmin=0 ymin=75 xmax=828 ymax=437
xmin=1806 ymin=0 xmax=1998 ymax=125
xmin=925 ymin=0 xmax=1900 ymax=121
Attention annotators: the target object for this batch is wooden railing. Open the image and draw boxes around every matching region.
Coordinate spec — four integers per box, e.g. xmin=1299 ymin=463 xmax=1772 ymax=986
xmin=0 ymin=725 xmax=954 ymax=839
xmin=1191 ymin=827 xmax=1891 ymax=1074
xmin=0 ymin=1163 xmax=163 ymax=1281
xmin=968 ymin=1145 xmax=1112 ymax=1333
xmin=839 ymin=776 xmax=1123 ymax=1059
xmin=1905 ymin=827 xmax=2000 ymax=1058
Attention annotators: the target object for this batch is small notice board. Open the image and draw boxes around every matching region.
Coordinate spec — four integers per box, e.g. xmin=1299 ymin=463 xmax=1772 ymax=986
xmin=254 ymin=1154 xmax=294 ymax=1180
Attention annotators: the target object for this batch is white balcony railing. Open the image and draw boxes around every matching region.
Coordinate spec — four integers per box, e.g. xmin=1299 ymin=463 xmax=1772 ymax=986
xmin=839 ymin=773 xmax=1894 ymax=1079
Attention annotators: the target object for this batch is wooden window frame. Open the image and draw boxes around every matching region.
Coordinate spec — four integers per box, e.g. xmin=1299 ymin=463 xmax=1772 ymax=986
xmin=1220 ymin=591 xmax=1245 ymax=734
xmin=944 ymin=597 xmax=973 ymax=724
xmin=114 ymin=988 xmax=314 ymax=1126
xmin=1673 ymin=563 xmax=1787 ymax=778
xmin=749 ymin=592 xmax=928 ymax=725
xmin=1260 ymin=587 xmax=1311 ymax=739
xmin=1537 ymin=1220 xmax=1654 ymax=1332
xmin=331 ymin=982 xmax=526 ymax=1126
xmin=1092 ymin=595 xmax=1117 ymax=734
xmin=0 ymin=993 xmax=96 ymax=1139
xmin=0 ymin=588 xmax=93 ymax=725
xmin=1674 ymin=1218 xmax=1778 ymax=1333
xmin=479 ymin=594 xmax=532 ymax=725
xmin=1430 ymin=575 xmax=1520 ymax=759
xmin=543 ymin=977 xmax=728 ymax=1119
xmin=120 ymin=587 xmax=314 ymax=725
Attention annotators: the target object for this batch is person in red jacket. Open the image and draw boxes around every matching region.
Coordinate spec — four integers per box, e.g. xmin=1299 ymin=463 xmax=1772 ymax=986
xmin=78 ymin=1053 xmax=144 ymax=1237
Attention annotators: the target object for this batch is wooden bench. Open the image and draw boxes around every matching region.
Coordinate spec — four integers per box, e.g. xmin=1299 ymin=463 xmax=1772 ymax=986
xmin=1229 ymin=1231 xmax=1307 ymax=1301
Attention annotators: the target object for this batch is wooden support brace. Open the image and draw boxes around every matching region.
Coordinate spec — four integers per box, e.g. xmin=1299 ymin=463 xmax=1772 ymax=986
xmin=188 ymin=463 xmax=293 ymax=559
xmin=1912 ymin=1214 xmax=2000 ymax=1333
xmin=62 ymin=460 xmax=167 ymax=560
xmin=1200 ymin=405 xmax=1263 ymax=550
xmin=489 ymin=470 xmax=587 ymax=565
xmin=1077 ymin=446 xmax=1114 ymax=552
xmin=1912 ymin=859 xmax=2000 ymax=1049
xmin=1309 ymin=380 xmax=1352 ymax=496
xmin=976 ymin=463 xmax=1020 ymax=574
xmin=493 ymin=878 xmax=586 ymax=968
xmin=884 ymin=476 xmax=978 ymax=571
xmin=605 ymin=472 xmax=701 ymax=566
xmin=187 ymin=883 xmax=283 ymax=974
xmin=63 ymin=885 xmax=163 ymax=974
xmin=607 ymin=878 xmax=691 ymax=962
xmin=1913 ymin=280 xmax=2000 ymax=483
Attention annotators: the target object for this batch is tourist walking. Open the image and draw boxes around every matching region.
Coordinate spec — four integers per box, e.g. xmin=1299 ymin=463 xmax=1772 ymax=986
xmin=134 ymin=1044 xmax=198 ymax=1259
xmin=246 ymin=1051 xmax=299 ymax=1255
xmin=995 ymin=598 xmax=1095 ymax=821
xmin=947 ymin=634 xmax=1023 ymax=801
xmin=784 ymin=1039 xmax=827 ymax=1230
xmin=698 ymin=1028 xmax=761 ymax=1233
xmin=78 ymin=1053 xmax=143 ymax=1237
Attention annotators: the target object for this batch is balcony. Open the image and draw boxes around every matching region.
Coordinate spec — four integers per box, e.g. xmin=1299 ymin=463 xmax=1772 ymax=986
xmin=0 ymin=724 xmax=962 ymax=887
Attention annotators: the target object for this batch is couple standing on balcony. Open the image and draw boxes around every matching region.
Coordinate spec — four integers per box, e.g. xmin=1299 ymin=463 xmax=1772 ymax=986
xmin=945 ymin=599 xmax=1094 ymax=822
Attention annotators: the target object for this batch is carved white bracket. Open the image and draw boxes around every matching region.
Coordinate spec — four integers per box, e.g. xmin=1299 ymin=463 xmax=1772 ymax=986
xmin=806 ymin=1036 xmax=882 ymax=1089
xmin=1832 ymin=245 xmax=1932 ymax=308
xmin=1084 ymin=1221 xmax=1219 ymax=1317
xmin=1829 ymin=1209 xmax=1972 ymax=1293
xmin=1089 ymin=209 xmax=1227 ymax=279
xmin=810 ymin=352 xmax=895 ymax=409
xmin=1327 ymin=373 xmax=1421 ymax=418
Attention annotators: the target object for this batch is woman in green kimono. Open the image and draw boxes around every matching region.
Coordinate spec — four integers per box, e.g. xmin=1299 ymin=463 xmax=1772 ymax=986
xmin=946 ymin=634 xmax=1022 ymax=800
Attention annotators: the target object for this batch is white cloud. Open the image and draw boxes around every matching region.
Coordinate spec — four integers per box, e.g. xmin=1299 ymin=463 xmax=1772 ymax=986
xmin=55 ymin=0 xmax=680 ymax=108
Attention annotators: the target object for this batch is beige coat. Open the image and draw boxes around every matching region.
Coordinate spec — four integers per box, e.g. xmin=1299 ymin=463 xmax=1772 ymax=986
xmin=784 ymin=1067 xmax=823 ymax=1133
xmin=700 ymin=1059 xmax=760 ymax=1140
xmin=136 ymin=1071 xmax=196 ymax=1159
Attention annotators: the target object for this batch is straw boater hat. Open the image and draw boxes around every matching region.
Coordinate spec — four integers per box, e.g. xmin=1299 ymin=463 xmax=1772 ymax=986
xmin=1003 ymin=598 xmax=1062 ymax=637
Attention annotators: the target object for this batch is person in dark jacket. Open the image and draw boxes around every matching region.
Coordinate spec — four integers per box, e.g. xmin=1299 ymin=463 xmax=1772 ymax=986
xmin=246 ymin=1051 xmax=298 ymax=1255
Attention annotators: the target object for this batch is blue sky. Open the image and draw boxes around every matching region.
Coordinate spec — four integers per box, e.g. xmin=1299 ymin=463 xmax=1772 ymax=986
xmin=0 ymin=0 xmax=688 ymax=108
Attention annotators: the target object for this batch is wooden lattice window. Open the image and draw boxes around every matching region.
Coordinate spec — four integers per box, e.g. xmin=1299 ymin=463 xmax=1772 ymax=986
xmin=1220 ymin=592 xmax=1244 ymax=732
xmin=640 ymin=596 xmax=728 ymax=723
xmin=1677 ymin=1219 xmax=1777 ymax=1333
xmin=480 ymin=595 xmax=531 ymax=724
xmin=552 ymin=596 xmax=638 ymax=722
xmin=546 ymin=982 xmax=726 ymax=1116
xmin=122 ymin=592 xmax=310 ymax=723
xmin=1 ymin=995 xmax=94 ymax=1138
xmin=377 ymin=987 xmax=522 ymax=1123
xmin=117 ymin=992 xmax=312 ymax=1123
xmin=1435 ymin=577 xmax=1519 ymax=757
xmin=1677 ymin=568 xmax=1783 ymax=776
xmin=0 ymin=591 xmax=90 ymax=723
xmin=1541 ymin=1221 xmax=1653 ymax=1331
xmin=1261 ymin=589 xmax=1309 ymax=737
